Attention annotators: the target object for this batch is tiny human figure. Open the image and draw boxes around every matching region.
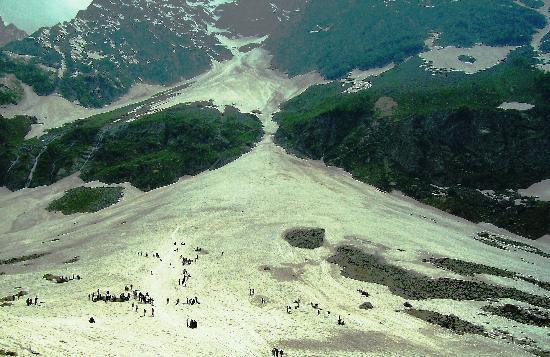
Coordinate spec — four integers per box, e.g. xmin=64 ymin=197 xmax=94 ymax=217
xmin=143 ymin=309 xmax=146 ymax=317
xmin=167 ymin=298 xmax=170 ymax=304
xmin=34 ymin=297 xmax=38 ymax=305
xmin=176 ymin=298 xmax=180 ymax=305
xmin=151 ymin=308 xmax=155 ymax=317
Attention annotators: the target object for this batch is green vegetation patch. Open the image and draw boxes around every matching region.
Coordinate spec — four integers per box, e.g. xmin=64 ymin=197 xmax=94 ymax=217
xmin=283 ymin=228 xmax=325 ymax=249
xmin=47 ymin=186 xmax=124 ymax=215
xmin=0 ymin=52 xmax=57 ymax=96
xmin=2 ymin=103 xmax=263 ymax=191
xmin=0 ymin=83 xmax=22 ymax=105
xmin=327 ymin=245 xmax=550 ymax=309
xmin=0 ymin=114 xmax=39 ymax=188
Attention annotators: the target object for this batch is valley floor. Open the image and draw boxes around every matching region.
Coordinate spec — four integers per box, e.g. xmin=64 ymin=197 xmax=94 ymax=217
xmin=0 ymin=47 xmax=549 ymax=356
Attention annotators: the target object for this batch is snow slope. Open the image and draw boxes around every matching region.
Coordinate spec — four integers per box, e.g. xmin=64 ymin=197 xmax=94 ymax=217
xmin=0 ymin=43 xmax=548 ymax=356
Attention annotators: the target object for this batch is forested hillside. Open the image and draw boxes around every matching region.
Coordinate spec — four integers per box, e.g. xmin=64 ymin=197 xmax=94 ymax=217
xmin=1 ymin=0 xmax=231 ymax=108
xmin=275 ymin=47 xmax=550 ymax=239
xmin=1 ymin=103 xmax=262 ymax=191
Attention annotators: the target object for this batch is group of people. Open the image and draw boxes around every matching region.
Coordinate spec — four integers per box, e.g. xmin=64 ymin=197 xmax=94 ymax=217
xmin=178 ymin=267 xmax=192 ymax=287
xmin=138 ymin=251 xmax=163 ymax=261
xmin=25 ymin=297 xmax=38 ymax=306
xmin=181 ymin=256 xmax=195 ymax=265
xmin=88 ymin=287 xmax=155 ymax=306
xmin=186 ymin=319 xmax=198 ymax=329
xmin=47 ymin=274 xmax=81 ymax=284
xmin=135 ymin=291 xmax=154 ymax=305
xmin=89 ymin=289 xmax=131 ymax=303
xmin=186 ymin=296 xmax=200 ymax=305
xmin=271 ymin=348 xmax=285 ymax=356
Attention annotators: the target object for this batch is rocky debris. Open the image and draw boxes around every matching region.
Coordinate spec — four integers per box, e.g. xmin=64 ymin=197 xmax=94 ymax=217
xmin=482 ymin=304 xmax=550 ymax=328
xmin=43 ymin=274 xmax=81 ymax=284
xmin=0 ymin=290 xmax=27 ymax=303
xmin=0 ymin=253 xmax=49 ymax=265
xmin=474 ymin=231 xmax=550 ymax=259
xmin=63 ymin=256 xmax=80 ymax=264
xmin=283 ymin=228 xmax=325 ymax=249
xmin=426 ymin=256 xmax=550 ymax=291
xmin=328 ymin=245 xmax=550 ymax=309
xmin=0 ymin=348 xmax=18 ymax=356
xmin=405 ymin=309 xmax=487 ymax=336
xmin=405 ymin=309 xmax=486 ymax=335
xmin=359 ymin=302 xmax=374 ymax=310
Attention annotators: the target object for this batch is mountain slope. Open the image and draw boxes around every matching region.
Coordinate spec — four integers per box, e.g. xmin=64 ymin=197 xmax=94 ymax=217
xmin=0 ymin=49 xmax=548 ymax=356
xmin=274 ymin=47 xmax=550 ymax=239
xmin=3 ymin=0 xmax=232 ymax=107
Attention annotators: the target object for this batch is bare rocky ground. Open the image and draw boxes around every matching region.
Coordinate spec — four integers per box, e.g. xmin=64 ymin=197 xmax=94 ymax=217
xmin=0 ymin=39 xmax=549 ymax=356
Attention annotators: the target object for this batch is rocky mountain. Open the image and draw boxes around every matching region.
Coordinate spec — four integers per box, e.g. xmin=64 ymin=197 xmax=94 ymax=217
xmin=1 ymin=0 xmax=545 ymax=107
xmin=0 ymin=16 xmax=27 ymax=47
xmin=3 ymin=0 xmax=233 ymax=107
